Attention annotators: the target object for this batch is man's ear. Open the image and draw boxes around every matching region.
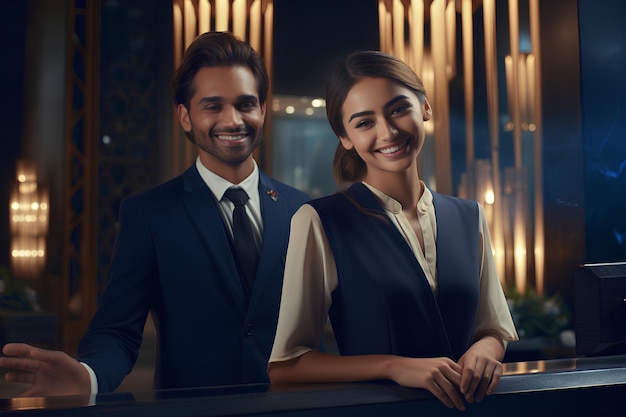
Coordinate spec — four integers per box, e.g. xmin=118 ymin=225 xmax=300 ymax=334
xmin=422 ymin=98 xmax=433 ymax=121
xmin=260 ymin=101 xmax=267 ymax=120
xmin=339 ymin=135 xmax=354 ymax=150
xmin=177 ymin=104 xmax=192 ymax=132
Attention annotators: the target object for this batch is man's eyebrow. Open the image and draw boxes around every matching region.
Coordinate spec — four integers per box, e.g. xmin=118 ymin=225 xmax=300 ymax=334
xmin=347 ymin=95 xmax=410 ymax=123
xmin=198 ymin=96 xmax=223 ymax=104
xmin=197 ymin=95 xmax=259 ymax=104
xmin=238 ymin=94 xmax=259 ymax=103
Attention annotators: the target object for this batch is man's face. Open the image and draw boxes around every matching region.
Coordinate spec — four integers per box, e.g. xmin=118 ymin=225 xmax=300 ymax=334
xmin=178 ymin=65 xmax=266 ymax=173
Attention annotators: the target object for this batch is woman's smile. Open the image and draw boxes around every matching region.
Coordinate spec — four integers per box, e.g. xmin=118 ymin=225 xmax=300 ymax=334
xmin=375 ymin=137 xmax=412 ymax=157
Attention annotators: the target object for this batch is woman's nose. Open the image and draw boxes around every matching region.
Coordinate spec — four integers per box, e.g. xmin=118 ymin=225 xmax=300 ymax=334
xmin=377 ymin=120 xmax=399 ymax=140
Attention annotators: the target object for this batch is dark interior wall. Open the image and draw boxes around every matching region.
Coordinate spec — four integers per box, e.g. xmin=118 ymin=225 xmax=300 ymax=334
xmin=97 ymin=0 xmax=173 ymax=289
xmin=540 ymin=0 xmax=586 ymax=300
xmin=0 ymin=0 xmax=27 ymax=271
xmin=272 ymin=0 xmax=379 ymax=97
xmin=578 ymin=0 xmax=626 ymax=263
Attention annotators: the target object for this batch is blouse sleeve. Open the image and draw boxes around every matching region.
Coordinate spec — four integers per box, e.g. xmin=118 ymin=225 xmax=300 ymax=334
xmin=474 ymin=203 xmax=520 ymax=343
xmin=269 ymin=204 xmax=338 ymax=363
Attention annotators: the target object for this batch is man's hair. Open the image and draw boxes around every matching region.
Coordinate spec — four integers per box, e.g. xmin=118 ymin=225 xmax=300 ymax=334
xmin=172 ymin=31 xmax=269 ymax=109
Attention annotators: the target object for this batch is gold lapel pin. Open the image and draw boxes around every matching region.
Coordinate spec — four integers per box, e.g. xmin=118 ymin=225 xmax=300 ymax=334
xmin=267 ymin=189 xmax=278 ymax=201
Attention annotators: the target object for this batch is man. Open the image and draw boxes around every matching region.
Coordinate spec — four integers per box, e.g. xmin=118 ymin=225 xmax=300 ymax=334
xmin=0 ymin=31 xmax=309 ymax=396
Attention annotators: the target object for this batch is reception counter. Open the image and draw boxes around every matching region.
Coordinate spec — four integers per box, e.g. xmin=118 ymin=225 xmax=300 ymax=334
xmin=1 ymin=355 xmax=625 ymax=416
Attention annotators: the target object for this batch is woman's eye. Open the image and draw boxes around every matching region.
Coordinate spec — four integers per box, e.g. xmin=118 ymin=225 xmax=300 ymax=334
xmin=355 ymin=119 xmax=372 ymax=129
xmin=391 ymin=104 xmax=410 ymax=115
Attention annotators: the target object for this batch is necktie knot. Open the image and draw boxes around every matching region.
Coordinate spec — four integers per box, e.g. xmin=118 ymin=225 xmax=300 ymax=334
xmin=224 ymin=187 xmax=249 ymax=207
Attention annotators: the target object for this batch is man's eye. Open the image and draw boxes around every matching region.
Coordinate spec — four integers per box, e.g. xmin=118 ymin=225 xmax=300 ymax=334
xmin=204 ymin=104 xmax=221 ymax=111
xmin=239 ymin=102 xmax=256 ymax=111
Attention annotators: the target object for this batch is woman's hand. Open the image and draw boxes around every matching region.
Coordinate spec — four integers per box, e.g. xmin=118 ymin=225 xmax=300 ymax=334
xmin=387 ymin=356 xmax=466 ymax=411
xmin=457 ymin=335 xmax=505 ymax=404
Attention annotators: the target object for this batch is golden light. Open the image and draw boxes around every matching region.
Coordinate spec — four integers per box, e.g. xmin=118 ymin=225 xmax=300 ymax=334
xmin=311 ymin=98 xmax=325 ymax=108
xmin=377 ymin=0 xmax=544 ymax=294
xmin=10 ymin=160 xmax=49 ymax=280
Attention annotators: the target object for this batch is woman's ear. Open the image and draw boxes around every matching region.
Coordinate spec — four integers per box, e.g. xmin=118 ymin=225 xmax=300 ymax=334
xmin=422 ymin=98 xmax=433 ymax=121
xmin=177 ymin=104 xmax=192 ymax=133
xmin=339 ymin=135 xmax=354 ymax=150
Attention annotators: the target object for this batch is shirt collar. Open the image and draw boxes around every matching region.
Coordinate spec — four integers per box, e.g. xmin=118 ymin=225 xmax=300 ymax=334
xmin=195 ymin=157 xmax=259 ymax=201
xmin=362 ymin=181 xmax=433 ymax=214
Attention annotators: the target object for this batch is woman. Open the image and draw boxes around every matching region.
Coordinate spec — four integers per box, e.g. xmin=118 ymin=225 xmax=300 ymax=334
xmin=268 ymin=50 xmax=518 ymax=411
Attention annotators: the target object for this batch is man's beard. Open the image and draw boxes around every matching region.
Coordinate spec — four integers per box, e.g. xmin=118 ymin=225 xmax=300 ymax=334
xmin=189 ymin=126 xmax=262 ymax=166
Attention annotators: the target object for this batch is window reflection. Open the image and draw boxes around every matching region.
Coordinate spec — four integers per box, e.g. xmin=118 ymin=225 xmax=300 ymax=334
xmin=271 ymin=95 xmax=337 ymax=199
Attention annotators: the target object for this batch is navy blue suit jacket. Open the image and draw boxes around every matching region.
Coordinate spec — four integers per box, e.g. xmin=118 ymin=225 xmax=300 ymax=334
xmin=77 ymin=164 xmax=309 ymax=392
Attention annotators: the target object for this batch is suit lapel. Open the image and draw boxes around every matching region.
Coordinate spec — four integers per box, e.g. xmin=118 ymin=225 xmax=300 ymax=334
xmin=180 ymin=165 xmax=247 ymax=309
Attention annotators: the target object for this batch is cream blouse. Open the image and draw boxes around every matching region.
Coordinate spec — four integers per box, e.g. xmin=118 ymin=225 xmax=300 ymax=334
xmin=269 ymin=182 xmax=519 ymax=363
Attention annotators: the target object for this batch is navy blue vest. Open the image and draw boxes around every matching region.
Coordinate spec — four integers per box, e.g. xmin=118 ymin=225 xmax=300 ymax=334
xmin=309 ymin=182 xmax=480 ymax=360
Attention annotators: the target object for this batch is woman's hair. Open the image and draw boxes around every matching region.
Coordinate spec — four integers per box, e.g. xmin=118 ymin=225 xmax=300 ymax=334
xmin=326 ymin=50 xmax=427 ymax=184
xmin=172 ymin=31 xmax=269 ymax=109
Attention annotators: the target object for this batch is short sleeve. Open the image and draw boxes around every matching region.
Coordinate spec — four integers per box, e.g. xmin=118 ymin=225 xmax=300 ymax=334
xmin=269 ymin=204 xmax=338 ymax=363
xmin=474 ymin=203 xmax=519 ymax=343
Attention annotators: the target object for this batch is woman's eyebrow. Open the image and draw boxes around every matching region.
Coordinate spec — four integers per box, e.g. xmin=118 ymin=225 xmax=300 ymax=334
xmin=347 ymin=95 xmax=410 ymax=122
xmin=383 ymin=95 xmax=409 ymax=110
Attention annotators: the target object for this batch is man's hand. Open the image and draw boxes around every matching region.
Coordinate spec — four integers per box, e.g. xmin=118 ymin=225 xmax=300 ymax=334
xmin=0 ymin=343 xmax=91 ymax=397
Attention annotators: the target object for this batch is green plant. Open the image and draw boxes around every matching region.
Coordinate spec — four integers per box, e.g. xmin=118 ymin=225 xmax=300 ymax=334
xmin=0 ymin=265 xmax=36 ymax=311
xmin=506 ymin=286 xmax=571 ymax=339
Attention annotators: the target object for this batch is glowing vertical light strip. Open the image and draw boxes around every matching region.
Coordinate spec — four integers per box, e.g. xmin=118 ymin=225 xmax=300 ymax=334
xmin=431 ymin=0 xmax=452 ymax=194
xmin=184 ymin=0 xmax=196 ymax=49
xmin=198 ymin=0 xmax=210 ymax=34
xmin=392 ymin=0 xmax=405 ymax=61
xmin=250 ymin=0 xmax=261 ymax=52
xmin=445 ymin=0 xmax=456 ymax=79
xmin=508 ymin=0 xmax=522 ymax=169
xmin=409 ymin=0 xmax=424 ymax=74
xmin=508 ymin=0 xmax=527 ymax=294
xmin=378 ymin=0 xmax=388 ymax=52
xmin=215 ymin=0 xmax=229 ymax=32
xmin=386 ymin=8 xmax=393 ymax=54
xmin=483 ymin=0 xmax=505 ymax=285
xmin=462 ymin=0 xmax=474 ymax=199
xmin=264 ymin=1 xmax=274 ymax=77
xmin=173 ymin=2 xmax=182 ymax=67
xmin=530 ymin=0 xmax=544 ymax=295
xmin=233 ymin=0 xmax=246 ymax=39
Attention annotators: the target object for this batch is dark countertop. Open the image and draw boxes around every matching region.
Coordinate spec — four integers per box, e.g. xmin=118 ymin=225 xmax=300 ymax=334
xmin=1 ymin=355 xmax=625 ymax=416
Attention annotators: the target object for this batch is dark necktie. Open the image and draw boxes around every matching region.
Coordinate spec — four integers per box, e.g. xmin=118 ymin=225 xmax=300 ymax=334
xmin=224 ymin=187 xmax=259 ymax=295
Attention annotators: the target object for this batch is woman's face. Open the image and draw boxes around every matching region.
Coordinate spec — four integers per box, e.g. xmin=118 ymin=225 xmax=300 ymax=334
xmin=339 ymin=76 xmax=431 ymax=181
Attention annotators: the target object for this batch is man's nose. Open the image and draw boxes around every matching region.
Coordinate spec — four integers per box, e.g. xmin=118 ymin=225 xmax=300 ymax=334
xmin=220 ymin=106 xmax=243 ymax=126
